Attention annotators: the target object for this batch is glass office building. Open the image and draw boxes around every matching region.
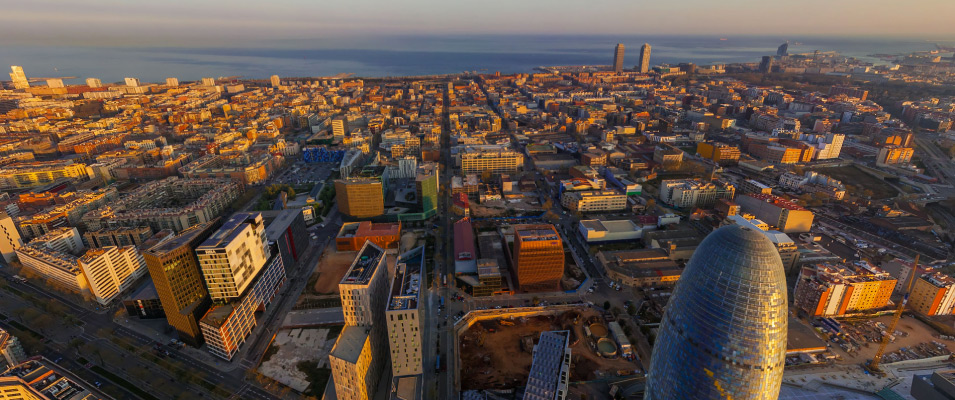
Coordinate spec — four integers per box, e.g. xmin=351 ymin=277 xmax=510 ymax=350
xmin=645 ymin=225 xmax=788 ymax=399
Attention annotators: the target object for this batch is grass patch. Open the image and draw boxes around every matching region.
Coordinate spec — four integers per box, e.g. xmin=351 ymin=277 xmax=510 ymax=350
xmin=91 ymin=365 xmax=160 ymax=400
xmin=297 ymin=360 xmax=332 ymax=397
xmin=261 ymin=343 xmax=280 ymax=363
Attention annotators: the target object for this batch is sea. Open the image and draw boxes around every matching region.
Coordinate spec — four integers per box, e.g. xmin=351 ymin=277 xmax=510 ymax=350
xmin=1 ymin=35 xmax=951 ymax=84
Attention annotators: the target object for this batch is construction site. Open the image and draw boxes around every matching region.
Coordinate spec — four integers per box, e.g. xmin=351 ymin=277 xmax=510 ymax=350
xmin=458 ymin=307 xmax=640 ymax=391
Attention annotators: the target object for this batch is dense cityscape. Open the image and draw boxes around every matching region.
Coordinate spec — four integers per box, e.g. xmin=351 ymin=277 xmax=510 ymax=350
xmin=1 ymin=36 xmax=955 ymax=400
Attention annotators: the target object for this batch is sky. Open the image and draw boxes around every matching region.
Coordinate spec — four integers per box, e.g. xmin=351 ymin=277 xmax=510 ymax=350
xmin=2 ymin=0 xmax=954 ymax=47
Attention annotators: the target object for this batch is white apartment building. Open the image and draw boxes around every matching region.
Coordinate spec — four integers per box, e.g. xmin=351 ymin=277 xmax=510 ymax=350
xmin=386 ymin=246 xmax=424 ymax=377
xmin=197 ymin=213 xmax=269 ymax=301
xmin=77 ymin=246 xmax=147 ymax=305
xmin=0 ymin=211 xmax=22 ymax=263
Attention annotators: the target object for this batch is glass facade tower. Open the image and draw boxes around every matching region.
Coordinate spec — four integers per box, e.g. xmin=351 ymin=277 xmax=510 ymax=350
xmin=645 ymin=225 xmax=788 ymax=399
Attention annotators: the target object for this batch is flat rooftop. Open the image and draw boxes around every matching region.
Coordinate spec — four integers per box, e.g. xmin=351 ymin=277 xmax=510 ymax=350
xmin=264 ymin=209 xmax=302 ymax=241
xmin=515 ymin=225 xmax=560 ymax=241
xmin=146 ymin=221 xmax=215 ymax=255
xmin=199 ymin=212 xmax=260 ymax=250
xmin=388 ymin=246 xmax=424 ymax=311
xmin=330 ymin=325 xmax=370 ymax=364
xmin=341 ymin=241 xmax=385 ymax=285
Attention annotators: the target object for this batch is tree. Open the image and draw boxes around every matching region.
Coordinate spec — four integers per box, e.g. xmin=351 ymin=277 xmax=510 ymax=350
xmin=603 ymin=301 xmax=611 ymax=310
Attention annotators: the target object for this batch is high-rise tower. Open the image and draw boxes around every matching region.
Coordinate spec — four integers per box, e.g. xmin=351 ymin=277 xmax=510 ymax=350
xmin=645 ymin=225 xmax=788 ymax=399
xmin=8 ymin=66 xmax=29 ymax=89
xmin=612 ymin=44 xmax=625 ymax=73
xmin=637 ymin=44 xmax=652 ymax=73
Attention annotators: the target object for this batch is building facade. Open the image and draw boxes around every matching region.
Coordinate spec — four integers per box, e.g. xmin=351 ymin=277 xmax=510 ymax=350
xmin=335 ymin=179 xmax=385 ymax=219
xmin=512 ymin=225 xmax=564 ymax=292
xmin=386 ymin=246 xmax=424 ymax=377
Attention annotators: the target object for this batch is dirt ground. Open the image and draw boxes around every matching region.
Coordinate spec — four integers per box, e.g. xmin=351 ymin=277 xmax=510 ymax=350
xmin=458 ymin=308 xmax=640 ymax=391
xmin=833 ymin=314 xmax=952 ymax=364
xmin=311 ymin=247 xmax=358 ymax=295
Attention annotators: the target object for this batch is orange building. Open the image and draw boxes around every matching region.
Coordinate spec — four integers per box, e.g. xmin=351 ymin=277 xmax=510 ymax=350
xmin=335 ymin=221 xmax=401 ymax=251
xmin=512 ymin=224 xmax=564 ymax=292
xmin=910 ymin=273 xmax=955 ymax=316
xmin=793 ymin=262 xmax=897 ymax=317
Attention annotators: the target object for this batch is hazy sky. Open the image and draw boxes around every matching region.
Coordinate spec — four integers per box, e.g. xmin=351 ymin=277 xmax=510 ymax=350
xmin=3 ymin=0 xmax=954 ymax=47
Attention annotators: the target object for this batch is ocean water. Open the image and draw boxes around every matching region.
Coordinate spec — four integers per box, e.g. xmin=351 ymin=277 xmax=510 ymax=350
xmin=1 ymin=35 xmax=946 ymax=84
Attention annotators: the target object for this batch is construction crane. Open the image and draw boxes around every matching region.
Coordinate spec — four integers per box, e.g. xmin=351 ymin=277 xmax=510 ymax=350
xmin=866 ymin=254 xmax=919 ymax=374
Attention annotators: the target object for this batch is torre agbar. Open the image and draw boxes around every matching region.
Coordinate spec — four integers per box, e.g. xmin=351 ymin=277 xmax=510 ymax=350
xmin=645 ymin=225 xmax=788 ymax=399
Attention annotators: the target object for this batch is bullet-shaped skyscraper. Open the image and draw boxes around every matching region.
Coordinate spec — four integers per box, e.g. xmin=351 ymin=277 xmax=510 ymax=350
xmin=645 ymin=225 xmax=788 ymax=399
xmin=612 ymin=44 xmax=625 ymax=73
xmin=638 ymin=43 xmax=652 ymax=73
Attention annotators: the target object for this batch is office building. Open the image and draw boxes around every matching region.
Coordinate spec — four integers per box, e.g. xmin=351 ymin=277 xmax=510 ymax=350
xmin=9 ymin=66 xmax=29 ymax=89
xmin=793 ymin=262 xmax=897 ymax=317
xmin=330 ymin=241 xmax=391 ymax=400
xmin=124 ymin=77 xmax=140 ymax=87
xmin=696 ymin=142 xmax=741 ymax=165
xmin=142 ymin=222 xmax=217 ymax=346
xmin=336 ymin=221 xmax=401 ymax=252
xmin=910 ymin=272 xmax=955 ymax=316
xmin=473 ymin=259 xmax=503 ymax=297
xmin=270 ymin=75 xmax=281 ymax=88
xmin=912 ymin=369 xmax=955 ymax=399
xmin=596 ymin=249 xmax=681 ymax=288
xmin=45 ymin=79 xmax=64 ymax=89
xmin=0 ymin=211 xmax=23 ymax=263
xmin=560 ymin=190 xmax=628 ymax=212
xmin=332 ymin=118 xmax=347 ymax=138
xmin=646 ymin=225 xmax=788 ymax=399
xmin=637 ymin=43 xmax=652 ymax=73
xmin=0 ymin=328 xmax=25 ymax=370
xmin=165 ymin=77 xmax=179 ymax=87
xmin=512 ymin=225 xmax=563 ymax=292
xmin=759 ymin=56 xmax=774 ymax=73
xmin=458 ymin=145 xmax=524 ymax=175
xmin=523 ymin=331 xmax=571 ymax=400
xmin=196 ymin=213 xmax=269 ymax=301
xmin=777 ymin=42 xmax=789 ymax=57
xmin=386 ymin=246 xmax=424 ymax=377
xmin=612 ymin=44 xmax=625 ymax=73
xmin=725 ymin=215 xmax=800 ymax=273
xmin=335 ymin=178 xmax=385 ymax=219
xmin=78 ymin=246 xmax=148 ymax=305
xmin=577 ymin=219 xmax=648 ymax=243
xmin=659 ymin=179 xmax=736 ymax=209
xmin=739 ymin=179 xmax=772 ymax=195
xmin=264 ymin=209 xmax=309 ymax=268
xmin=736 ymin=193 xmax=814 ymax=233
xmin=122 ymin=281 xmax=166 ymax=320
xmin=416 ymin=163 xmax=439 ymax=215
xmin=86 ymin=77 xmax=102 ymax=88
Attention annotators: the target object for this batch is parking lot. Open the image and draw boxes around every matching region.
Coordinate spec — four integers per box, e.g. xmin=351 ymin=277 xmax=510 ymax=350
xmin=271 ymin=161 xmax=335 ymax=186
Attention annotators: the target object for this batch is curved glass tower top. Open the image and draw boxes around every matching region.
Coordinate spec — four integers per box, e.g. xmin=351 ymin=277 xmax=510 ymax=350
xmin=645 ymin=225 xmax=788 ymax=400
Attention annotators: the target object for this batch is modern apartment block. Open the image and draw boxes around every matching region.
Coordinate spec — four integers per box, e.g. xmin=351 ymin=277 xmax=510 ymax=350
xmin=736 ymin=193 xmax=814 ymax=233
xmin=0 ymin=358 xmax=112 ymax=400
xmin=560 ymin=190 xmax=628 ymax=212
xmin=523 ymin=331 xmax=572 ymax=400
xmin=0 ymin=160 xmax=88 ymax=190
xmin=696 ymin=142 xmax=741 ymax=165
xmin=512 ymin=224 xmax=564 ymax=292
xmin=82 ymin=225 xmax=153 ymax=248
xmin=77 ymin=246 xmax=147 ymax=305
xmin=659 ymin=179 xmax=736 ymax=209
xmin=910 ymin=272 xmax=955 ymax=316
xmin=386 ymin=246 xmax=424 ymax=377
xmin=196 ymin=213 xmax=270 ymax=301
xmin=0 ymin=328 xmax=25 ymax=370
xmin=197 ymin=213 xmax=286 ymax=360
xmin=793 ymin=262 xmax=897 ymax=317
xmin=0 ymin=211 xmax=22 ymax=263
xmin=330 ymin=241 xmax=391 ymax=400
xmin=142 ymin=222 xmax=217 ymax=347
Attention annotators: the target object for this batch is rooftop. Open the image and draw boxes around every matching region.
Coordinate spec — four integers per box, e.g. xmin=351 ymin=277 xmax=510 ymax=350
xmin=746 ymin=193 xmax=807 ymax=211
xmin=199 ymin=212 xmax=261 ymax=250
xmin=145 ymin=220 xmax=216 ymax=255
xmin=388 ymin=246 xmax=424 ymax=311
xmin=330 ymin=325 xmax=370 ymax=364
xmin=515 ymin=225 xmax=560 ymax=241
xmin=341 ymin=241 xmax=385 ymax=285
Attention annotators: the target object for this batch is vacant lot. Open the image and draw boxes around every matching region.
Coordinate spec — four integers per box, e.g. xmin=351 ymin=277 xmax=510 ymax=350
xmin=458 ymin=308 xmax=640 ymax=391
xmin=813 ymin=165 xmax=898 ymax=199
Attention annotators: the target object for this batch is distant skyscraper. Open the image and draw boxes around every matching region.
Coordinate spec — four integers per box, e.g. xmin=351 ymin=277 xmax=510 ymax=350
xmin=45 ymin=79 xmax=64 ymax=89
xmin=124 ymin=77 xmax=140 ymax=87
xmin=637 ymin=43 xmax=652 ymax=73
xmin=8 ymin=66 xmax=29 ymax=89
xmin=201 ymin=77 xmax=215 ymax=86
xmin=166 ymin=77 xmax=179 ymax=87
xmin=85 ymin=78 xmax=102 ymax=88
xmin=645 ymin=225 xmax=788 ymax=399
xmin=759 ymin=56 xmax=774 ymax=73
xmin=777 ymin=42 xmax=789 ymax=57
xmin=270 ymin=75 xmax=281 ymax=87
xmin=612 ymin=43 xmax=625 ymax=73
